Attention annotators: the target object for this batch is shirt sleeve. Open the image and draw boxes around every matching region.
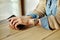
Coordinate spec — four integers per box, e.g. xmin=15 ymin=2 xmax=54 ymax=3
xmin=40 ymin=16 xmax=50 ymax=30
xmin=26 ymin=12 xmax=39 ymax=18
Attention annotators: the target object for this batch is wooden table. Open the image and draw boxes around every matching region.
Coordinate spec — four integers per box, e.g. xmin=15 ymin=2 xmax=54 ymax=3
xmin=0 ymin=20 xmax=60 ymax=40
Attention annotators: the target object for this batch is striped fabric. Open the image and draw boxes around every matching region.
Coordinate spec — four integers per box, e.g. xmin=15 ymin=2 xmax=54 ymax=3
xmin=41 ymin=0 xmax=57 ymax=30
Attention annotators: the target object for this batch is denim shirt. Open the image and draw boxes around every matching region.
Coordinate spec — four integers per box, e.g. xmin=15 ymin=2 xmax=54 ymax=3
xmin=26 ymin=0 xmax=57 ymax=30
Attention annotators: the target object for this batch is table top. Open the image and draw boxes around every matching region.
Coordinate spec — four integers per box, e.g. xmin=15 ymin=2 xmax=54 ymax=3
xmin=0 ymin=20 xmax=60 ymax=40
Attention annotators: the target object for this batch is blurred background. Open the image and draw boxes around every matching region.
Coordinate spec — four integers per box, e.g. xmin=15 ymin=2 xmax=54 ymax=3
xmin=0 ymin=0 xmax=39 ymax=20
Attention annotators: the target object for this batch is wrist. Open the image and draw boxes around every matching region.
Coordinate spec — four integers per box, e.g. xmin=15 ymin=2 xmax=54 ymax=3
xmin=28 ymin=19 xmax=40 ymax=26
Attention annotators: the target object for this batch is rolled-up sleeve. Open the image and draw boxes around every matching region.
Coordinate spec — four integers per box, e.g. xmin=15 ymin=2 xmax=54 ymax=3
xmin=26 ymin=12 xmax=39 ymax=18
xmin=40 ymin=16 xmax=50 ymax=30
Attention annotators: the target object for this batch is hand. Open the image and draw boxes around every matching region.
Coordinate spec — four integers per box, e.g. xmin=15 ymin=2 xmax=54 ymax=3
xmin=9 ymin=16 xmax=32 ymax=29
xmin=8 ymin=16 xmax=41 ymax=30
xmin=8 ymin=17 xmax=29 ymax=30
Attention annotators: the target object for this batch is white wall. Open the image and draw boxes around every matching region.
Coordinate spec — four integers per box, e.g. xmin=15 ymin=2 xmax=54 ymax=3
xmin=24 ymin=0 xmax=39 ymax=14
xmin=0 ymin=0 xmax=21 ymax=20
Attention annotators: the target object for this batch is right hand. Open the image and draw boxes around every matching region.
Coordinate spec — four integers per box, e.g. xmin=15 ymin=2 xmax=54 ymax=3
xmin=8 ymin=16 xmax=32 ymax=30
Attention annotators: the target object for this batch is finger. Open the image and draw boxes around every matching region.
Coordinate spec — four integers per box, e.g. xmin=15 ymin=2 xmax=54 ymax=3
xmin=10 ymin=19 xmax=15 ymax=24
xmin=13 ymin=20 xmax=18 ymax=26
xmin=8 ymin=18 xmax=11 ymax=22
xmin=13 ymin=18 xmax=22 ymax=25
xmin=10 ymin=18 xmax=18 ymax=24
xmin=15 ymin=22 xmax=20 ymax=30
xmin=8 ymin=17 xmax=17 ymax=22
xmin=9 ymin=22 xmax=15 ymax=29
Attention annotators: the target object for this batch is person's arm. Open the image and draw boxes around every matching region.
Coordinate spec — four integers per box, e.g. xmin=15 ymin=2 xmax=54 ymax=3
xmin=29 ymin=0 xmax=60 ymax=30
xmin=26 ymin=0 xmax=46 ymax=18
xmin=26 ymin=0 xmax=51 ymax=30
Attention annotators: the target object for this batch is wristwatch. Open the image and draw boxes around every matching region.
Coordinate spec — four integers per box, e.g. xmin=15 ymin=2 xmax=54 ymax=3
xmin=34 ymin=18 xmax=39 ymax=26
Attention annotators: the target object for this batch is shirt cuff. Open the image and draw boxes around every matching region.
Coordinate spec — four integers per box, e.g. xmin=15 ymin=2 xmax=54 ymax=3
xmin=26 ymin=12 xmax=39 ymax=18
xmin=40 ymin=16 xmax=50 ymax=30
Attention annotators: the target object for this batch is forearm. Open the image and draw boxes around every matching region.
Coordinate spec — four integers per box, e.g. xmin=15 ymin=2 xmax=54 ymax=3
xmin=28 ymin=18 xmax=54 ymax=30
